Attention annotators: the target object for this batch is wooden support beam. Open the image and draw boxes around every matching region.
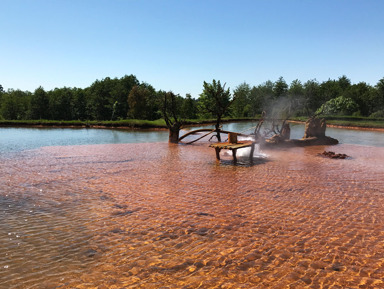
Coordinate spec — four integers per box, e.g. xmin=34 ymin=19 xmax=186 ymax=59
xmin=209 ymin=141 xmax=256 ymax=163
xmin=233 ymin=149 xmax=237 ymax=163
xmin=215 ymin=147 xmax=221 ymax=160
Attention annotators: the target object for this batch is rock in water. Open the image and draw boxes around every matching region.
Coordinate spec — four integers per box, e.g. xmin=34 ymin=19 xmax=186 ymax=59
xmin=304 ymin=117 xmax=326 ymax=138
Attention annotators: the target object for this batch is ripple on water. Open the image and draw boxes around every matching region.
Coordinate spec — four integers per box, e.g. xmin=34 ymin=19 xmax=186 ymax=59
xmin=1 ymin=143 xmax=384 ymax=288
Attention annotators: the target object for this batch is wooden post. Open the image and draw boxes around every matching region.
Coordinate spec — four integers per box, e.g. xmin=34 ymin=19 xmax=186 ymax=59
xmin=250 ymin=142 xmax=255 ymax=160
xmin=228 ymin=133 xmax=238 ymax=144
xmin=250 ymin=142 xmax=255 ymax=164
xmin=215 ymin=147 xmax=221 ymax=160
xmin=233 ymin=149 xmax=237 ymax=163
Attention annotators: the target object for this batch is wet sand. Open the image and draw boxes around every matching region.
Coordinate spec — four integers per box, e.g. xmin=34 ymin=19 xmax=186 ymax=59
xmin=1 ymin=142 xmax=384 ymax=288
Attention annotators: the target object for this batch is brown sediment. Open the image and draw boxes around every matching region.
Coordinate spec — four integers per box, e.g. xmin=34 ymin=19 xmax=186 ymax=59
xmin=319 ymin=151 xmax=350 ymax=159
xmin=326 ymin=124 xmax=384 ymax=132
xmin=288 ymin=120 xmax=384 ymax=132
xmin=1 ymin=142 xmax=384 ymax=288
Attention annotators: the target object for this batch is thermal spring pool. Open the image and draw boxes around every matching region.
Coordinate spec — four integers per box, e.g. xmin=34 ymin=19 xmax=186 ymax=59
xmin=1 ymin=142 xmax=384 ymax=288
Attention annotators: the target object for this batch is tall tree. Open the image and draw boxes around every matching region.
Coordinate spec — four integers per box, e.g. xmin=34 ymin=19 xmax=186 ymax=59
xmin=111 ymin=74 xmax=139 ymax=119
xmin=72 ymin=88 xmax=88 ymax=120
xmin=288 ymin=79 xmax=304 ymax=98
xmin=181 ymin=93 xmax=197 ymax=119
xmin=0 ymin=89 xmax=30 ymax=120
xmin=344 ymin=82 xmax=374 ymax=116
xmin=252 ymin=80 xmax=274 ymax=115
xmin=337 ymin=75 xmax=351 ymax=93
xmin=273 ymin=76 xmax=288 ymax=98
xmin=303 ymin=79 xmax=321 ymax=113
xmin=375 ymin=77 xmax=384 ymax=112
xmin=30 ymin=86 xmax=49 ymax=119
xmin=87 ymin=77 xmax=120 ymax=120
xmin=48 ymin=87 xmax=74 ymax=120
xmin=198 ymin=80 xmax=234 ymax=141
xmin=288 ymin=79 xmax=305 ymax=116
xmin=319 ymin=79 xmax=341 ymax=104
xmin=127 ymin=85 xmax=148 ymax=119
xmin=127 ymin=84 xmax=159 ymax=120
xmin=232 ymin=82 xmax=251 ymax=117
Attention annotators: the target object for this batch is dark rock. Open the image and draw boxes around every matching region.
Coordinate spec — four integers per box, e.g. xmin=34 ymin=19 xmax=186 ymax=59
xmin=84 ymin=248 xmax=98 ymax=258
xmin=319 ymin=151 xmax=349 ymax=159
xmin=196 ymin=212 xmax=214 ymax=217
xmin=304 ymin=117 xmax=326 ymax=138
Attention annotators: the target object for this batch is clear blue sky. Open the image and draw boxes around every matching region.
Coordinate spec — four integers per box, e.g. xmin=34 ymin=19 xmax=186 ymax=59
xmin=1 ymin=0 xmax=384 ymax=98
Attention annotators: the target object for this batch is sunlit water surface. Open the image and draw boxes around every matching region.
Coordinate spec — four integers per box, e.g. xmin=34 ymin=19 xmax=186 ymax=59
xmin=1 ymin=124 xmax=384 ymax=288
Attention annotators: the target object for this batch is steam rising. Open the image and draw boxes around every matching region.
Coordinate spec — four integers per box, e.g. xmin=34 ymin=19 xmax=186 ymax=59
xmin=223 ymin=136 xmax=268 ymax=158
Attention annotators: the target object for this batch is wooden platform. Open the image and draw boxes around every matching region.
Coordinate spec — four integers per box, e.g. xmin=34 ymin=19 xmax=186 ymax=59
xmin=209 ymin=141 xmax=255 ymax=162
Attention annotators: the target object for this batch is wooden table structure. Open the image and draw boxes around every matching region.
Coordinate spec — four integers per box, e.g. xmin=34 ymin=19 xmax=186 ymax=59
xmin=209 ymin=141 xmax=256 ymax=162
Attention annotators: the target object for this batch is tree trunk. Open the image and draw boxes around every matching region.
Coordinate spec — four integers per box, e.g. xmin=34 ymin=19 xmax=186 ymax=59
xmin=215 ymin=119 xmax=222 ymax=142
xmin=168 ymin=126 xmax=180 ymax=144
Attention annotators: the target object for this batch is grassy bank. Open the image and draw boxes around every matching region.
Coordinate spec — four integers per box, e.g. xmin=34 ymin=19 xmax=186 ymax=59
xmin=0 ymin=118 xmax=256 ymax=129
xmin=293 ymin=116 xmax=384 ymax=130
xmin=0 ymin=119 xmax=168 ymax=129
xmin=1 ymin=116 xmax=384 ymax=130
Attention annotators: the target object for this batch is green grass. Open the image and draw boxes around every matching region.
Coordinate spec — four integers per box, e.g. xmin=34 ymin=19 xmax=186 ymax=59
xmin=1 ymin=116 xmax=384 ymax=129
xmin=0 ymin=119 xmax=168 ymax=129
xmin=291 ymin=115 xmax=384 ymax=129
xmin=325 ymin=119 xmax=384 ymax=129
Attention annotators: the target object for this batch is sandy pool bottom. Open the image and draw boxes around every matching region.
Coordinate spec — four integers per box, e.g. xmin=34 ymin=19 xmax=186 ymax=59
xmin=1 ymin=142 xmax=384 ymax=288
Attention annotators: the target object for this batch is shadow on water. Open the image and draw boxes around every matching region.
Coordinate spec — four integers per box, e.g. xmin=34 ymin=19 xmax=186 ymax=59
xmin=216 ymin=157 xmax=270 ymax=167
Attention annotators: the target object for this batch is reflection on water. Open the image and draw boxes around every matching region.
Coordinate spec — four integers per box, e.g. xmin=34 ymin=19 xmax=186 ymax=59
xmin=0 ymin=127 xmax=169 ymax=154
xmin=1 ymin=122 xmax=384 ymax=155
xmin=1 ymin=142 xmax=384 ymax=288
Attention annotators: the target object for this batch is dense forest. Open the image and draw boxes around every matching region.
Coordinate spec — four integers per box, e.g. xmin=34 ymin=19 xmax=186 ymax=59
xmin=1 ymin=74 xmax=384 ymax=121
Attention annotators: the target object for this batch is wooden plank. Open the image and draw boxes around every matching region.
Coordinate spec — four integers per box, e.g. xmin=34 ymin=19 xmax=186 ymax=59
xmin=209 ymin=141 xmax=253 ymax=150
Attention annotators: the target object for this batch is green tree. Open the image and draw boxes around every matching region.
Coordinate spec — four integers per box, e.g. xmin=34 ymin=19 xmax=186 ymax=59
xmin=250 ymin=80 xmax=274 ymax=115
xmin=316 ymin=96 xmax=358 ymax=115
xmin=248 ymin=86 xmax=263 ymax=116
xmin=127 ymin=85 xmax=147 ymax=119
xmin=273 ymin=76 xmax=288 ymax=98
xmin=72 ymin=88 xmax=88 ymax=120
xmin=30 ymin=86 xmax=49 ymax=119
xmin=376 ymin=78 xmax=384 ymax=102
xmin=110 ymin=75 xmax=139 ymax=119
xmin=48 ymin=87 xmax=74 ymax=120
xmin=0 ymin=89 xmax=30 ymax=120
xmin=319 ymin=79 xmax=341 ymax=104
xmin=232 ymin=82 xmax=251 ymax=117
xmin=337 ymin=75 xmax=351 ymax=93
xmin=344 ymin=82 xmax=374 ymax=116
xmin=287 ymin=79 xmax=306 ymax=116
xmin=127 ymin=84 xmax=160 ymax=120
xmin=303 ymin=79 xmax=321 ymax=113
xmin=288 ymin=79 xmax=304 ymax=98
xmin=87 ymin=78 xmax=114 ymax=120
xmin=198 ymin=80 xmax=234 ymax=141
xmin=373 ymin=78 xmax=384 ymax=114
xmin=181 ymin=93 xmax=197 ymax=119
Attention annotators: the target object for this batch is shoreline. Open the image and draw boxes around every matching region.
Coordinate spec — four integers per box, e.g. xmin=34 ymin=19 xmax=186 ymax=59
xmin=1 ymin=118 xmax=384 ymax=132
xmin=287 ymin=120 xmax=384 ymax=132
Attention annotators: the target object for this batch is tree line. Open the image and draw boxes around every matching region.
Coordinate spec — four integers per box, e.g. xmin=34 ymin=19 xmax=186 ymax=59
xmin=1 ymin=74 xmax=384 ymax=122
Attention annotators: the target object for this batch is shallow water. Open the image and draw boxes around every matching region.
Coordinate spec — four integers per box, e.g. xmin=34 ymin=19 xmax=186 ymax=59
xmin=1 ymin=142 xmax=383 ymax=288
xmin=1 ymin=122 xmax=383 ymax=155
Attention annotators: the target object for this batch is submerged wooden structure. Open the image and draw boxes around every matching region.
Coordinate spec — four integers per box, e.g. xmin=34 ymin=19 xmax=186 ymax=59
xmin=209 ymin=141 xmax=256 ymax=162
xmin=209 ymin=133 xmax=256 ymax=162
xmin=178 ymin=117 xmax=338 ymax=163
